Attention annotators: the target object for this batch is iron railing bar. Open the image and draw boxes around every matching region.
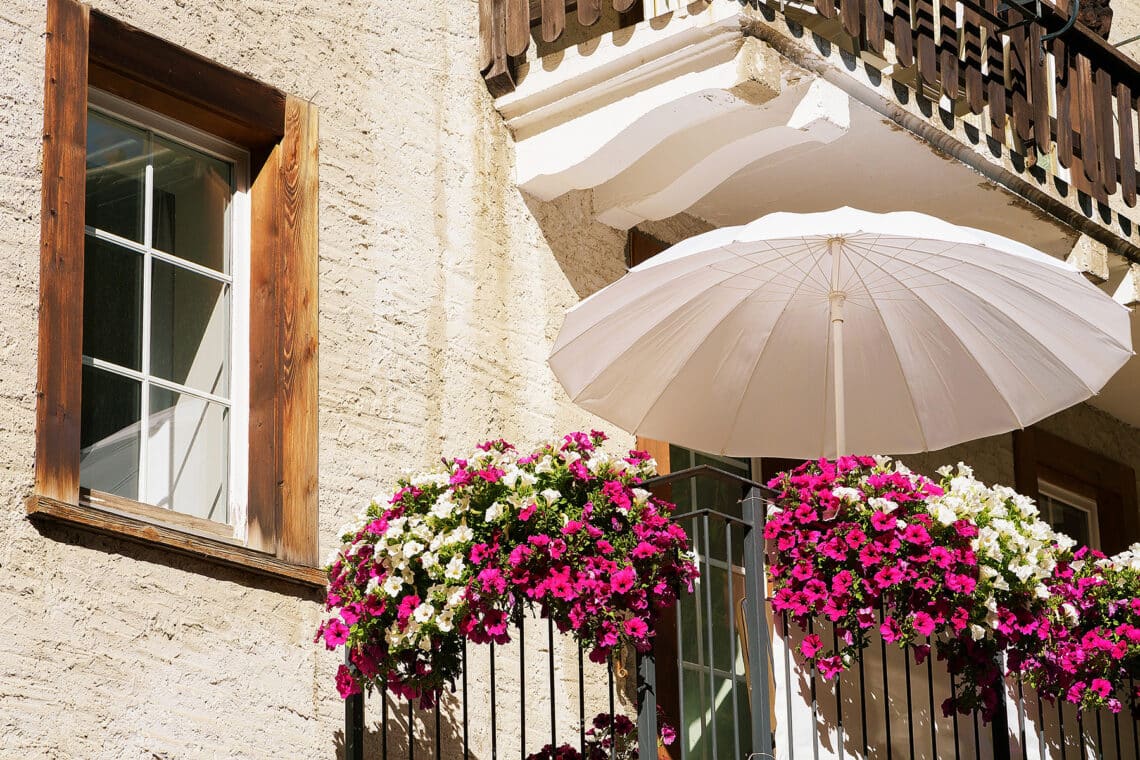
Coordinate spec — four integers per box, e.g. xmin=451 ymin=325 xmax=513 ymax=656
xmin=409 ymin=701 xmax=415 ymax=760
xmin=881 ymin=606 xmax=893 ymax=760
xmin=1017 ymin=676 xmax=1027 ymax=760
xmin=904 ymin=643 xmax=915 ymax=759
xmin=785 ymin=610 xmax=795 ymax=760
xmin=974 ymin=707 xmax=981 ymax=760
xmin=463 ymin=641 xmax=470 ymax=760
xmin=435 ymin=701 xmax=441 ymax=760
xmin=808 ymin=618 xmax=819 ymax=760
xmin=834 ymin=626 xmax=845 ymax=760
xmin=1132 ymin=676 xmax=1139 ymax=760
xmin=578 ymin=643 xmax=586 ymax=755
xmin=1079 ymin=708 xmax=1087 ymax=759
xmin=1095 ymin=709 xmax=1104 ymax=760
xmin=1116 ymin=708 xmax=1123 ymax=760
xmin=608 ymin=656 xmax=617 ymax=760
xmin=702 ymin=513 xmax=720 ymax=760
xmin=1038 ymin=683 xmax=1046 ymax=760
xmin=927 ymin=637 xmax=936 ymax=759
xmin=549 ymin=617 xmax=557 ymax=752
xmin=491 ymin=643 xmax=499 ymax=760
xmin=742 ymin=487 xmax=774 ymax=760
xmin=858 ymin=646 xmax=869 ymax=758
xmin=382 ymin=687 xmax=389 ymax=760
xmin=643 ymin=464 xmax=770 ymax=492
xmin=726 ymin=520 xmax=743 ymax=759
xmin=1058 ymin=700 xmax=1067 ymax=760
xmin=671 ymin=508 xmax=752 ymax=528
xmin=345 ymin=649 xmax=364 ymax=760
xmin=951 ymin=670 xmax=962 ymax=760
xmin=519 ymin=615 xmax=526 ymax=760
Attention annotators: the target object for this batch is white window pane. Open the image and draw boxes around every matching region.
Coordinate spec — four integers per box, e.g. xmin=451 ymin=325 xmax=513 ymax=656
xmin=82 ymin=236 xmax=143 ymax=370
xmin=80 ymin=365 xmax=141 ymax=500
xmin=151 ymin=136 xmax=231 ymax=273
xmin=86 ymin=111 xmax=146 ymax=243
xmin=150 ymin=259 xmax=230 ymax=397
xmin=146 ymin=387 xmax=228 ymax=523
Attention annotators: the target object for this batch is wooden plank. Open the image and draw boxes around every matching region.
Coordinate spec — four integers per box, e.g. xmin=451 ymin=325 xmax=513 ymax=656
xmin=1076 ymin=54 xmax=1099 ymax=185
xmin=82 ymin=488 xmax=235 ymax=541
xmin=1055 ymin=38 xmax=1073 ymax=168
xmin=247 ymin=146 xmax=281 ymax=554
xmin=578 ymin=0 xmax=602 ymax=27
xmin=963 ymin=4 xmax=984 ymax=113
xmin=1094 ymin=65 xmax=1117 ymax=196
xmin=613 ymin=0 xmax=636 ymax=12
xmin=484 ymin=0 xmax=516 ymax=97
xmin=506 ymin=0 xmax=530 ymax=58
xmin=915 ymin=0 xmax=938 ymax=88
xmin=1120 ymin=83 xmax=1138 ymax=207
xmin=815 ymin=0 xmax=836 ymax=20
xmin=27 ymin=495 xmax=326 ymax=589
xmin=88 ymin=10 xmax=284 ymax=138
xmin=893 ymin=0 xmax=914 ymax=69
xmin=480 ymin=0 xmax=493 ymax=70
xmin=984 ymin=0 xmax=1006 ymax=140
xmin=864 ymin=0 xmax=885 ymax=54
xmin=840 ymin=0 xmax=860 ymax=38
xmin=278 ymin=96 xmax=320 ymax=567
xmin=1029 ymin=23 xmax=1051 ymax=151
xmin=938 ymin=0 xmax=959 ymax=101
xmin=35 ymin=0 xmax=89 ymax=505
xmin=1008 ymin=26 xmax=1032 ymax=143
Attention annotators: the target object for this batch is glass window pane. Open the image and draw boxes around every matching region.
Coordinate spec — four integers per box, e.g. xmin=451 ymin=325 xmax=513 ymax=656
xmin=150 ymin=260 xmax=229 ymax=396
xmin=86 ymin=111 xmax=146 ymax=243
xmin=82 ymin=236 xmax=142 ymax=370
xmin=146 ymin=387 xmax=228 ymax=522
xmin=79 ymin=365 xmax=141 ymax=500
xmin=151 ymin=136 xmax=232 ymax=273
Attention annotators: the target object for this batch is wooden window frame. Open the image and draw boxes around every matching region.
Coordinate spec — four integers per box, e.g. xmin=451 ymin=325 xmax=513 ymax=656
xmin=29 ymin=0 xmax=321 ymax=588
xmin=1013 ymin=427 xmax=1140 ymax=555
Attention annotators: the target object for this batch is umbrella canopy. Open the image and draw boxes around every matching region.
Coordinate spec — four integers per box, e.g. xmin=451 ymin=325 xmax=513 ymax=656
xmin=549 ymin=207 xmax=1133 ymax=458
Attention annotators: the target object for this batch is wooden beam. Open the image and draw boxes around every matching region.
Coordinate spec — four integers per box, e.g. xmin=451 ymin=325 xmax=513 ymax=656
xmin=278 ymin=96 xmax=320 ymax=566
xmin=35 ymin=0 xmax=89 ymax=505
xmin=88 ymin=9 xmax=285 ymax=141
xmin=27 ymin=495 xmax=325 ymax=589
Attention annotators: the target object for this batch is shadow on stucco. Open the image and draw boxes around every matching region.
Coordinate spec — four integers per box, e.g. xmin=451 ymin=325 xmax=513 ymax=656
xmin=522 ymin=190 xmax=629 ymax=300
xmin=332 ymin=689 xmax=477 ymax=760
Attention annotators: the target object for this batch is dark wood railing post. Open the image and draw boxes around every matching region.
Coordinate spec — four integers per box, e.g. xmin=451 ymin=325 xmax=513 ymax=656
xmin=743 ymin=485 xmax=775 ymax=759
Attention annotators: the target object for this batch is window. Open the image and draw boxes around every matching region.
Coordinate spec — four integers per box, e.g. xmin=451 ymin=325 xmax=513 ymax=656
xmin=1013 ymin=428 xmax=1139 ymax=555
xmin=30 ymin=0 xmax=320 ymax=587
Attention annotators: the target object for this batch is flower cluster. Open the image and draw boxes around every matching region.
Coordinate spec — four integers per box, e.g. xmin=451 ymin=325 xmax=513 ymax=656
xmin=524 ymin=710 xmax=675 ymax=760
xmin=1011 ymin=546 xmax=1140 ymax=714
xmin=765 ymin=457 xmax=1076 ymax=718
xmin=318 ymin=431 xmax=698 ymax=707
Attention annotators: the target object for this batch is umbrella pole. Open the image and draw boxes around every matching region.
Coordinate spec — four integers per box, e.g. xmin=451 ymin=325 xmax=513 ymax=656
xmin=829 ymin=238 xmax=847 ymax=458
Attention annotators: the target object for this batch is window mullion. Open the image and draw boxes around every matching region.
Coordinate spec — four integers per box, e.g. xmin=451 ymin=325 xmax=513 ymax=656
xmin=139 ymin=132 xmax=154 ymax=508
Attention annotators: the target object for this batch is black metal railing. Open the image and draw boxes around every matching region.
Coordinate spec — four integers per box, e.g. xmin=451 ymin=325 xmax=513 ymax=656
xmin=344 ymin=465 xmax=1138 ymax=759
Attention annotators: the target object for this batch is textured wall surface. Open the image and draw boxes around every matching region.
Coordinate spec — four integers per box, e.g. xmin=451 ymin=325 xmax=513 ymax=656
xmin=3 ymin=0 xmax=1140 ymax=758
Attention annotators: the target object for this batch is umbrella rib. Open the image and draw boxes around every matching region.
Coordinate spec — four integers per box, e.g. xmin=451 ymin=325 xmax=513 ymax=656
xmin=843 ymin=244 xmax=930 ymax=453
xmin=718 ymin=238 xmax=834 ymax=455
xmin=844 ymin=244 xmax=1056 ymax=428
xmin=847 ymin=238 xmax=1113 ymax=395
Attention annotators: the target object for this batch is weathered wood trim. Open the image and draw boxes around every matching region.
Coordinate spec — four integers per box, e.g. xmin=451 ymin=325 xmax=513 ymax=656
xmin=87 ymin=9 xmax=285 ymax=143
xmin=27 ymin=495 xmax=325 ymax=588
xmin=35 ymin=0 xmax=89 ymax=505
xmin=247 ymin=145 xmax=282 ymax=555
xmin=82 ymin=488 xmax=236 ymax=541
xmin=278 ymin=96 xmax=320 ymax=566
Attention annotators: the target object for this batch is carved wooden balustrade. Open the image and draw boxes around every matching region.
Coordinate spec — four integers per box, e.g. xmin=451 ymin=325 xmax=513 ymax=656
xmin=479 ymin=0 xmax=1140 ymax=209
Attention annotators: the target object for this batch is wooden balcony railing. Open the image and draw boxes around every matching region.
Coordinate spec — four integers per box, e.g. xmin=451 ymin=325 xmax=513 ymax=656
xmin=480 ymin=0 xmax=1140 ymax=209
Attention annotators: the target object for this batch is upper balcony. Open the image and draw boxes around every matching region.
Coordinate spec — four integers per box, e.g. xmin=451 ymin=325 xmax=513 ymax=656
xmin=478 ymin=0 xmax=1140 ymax=255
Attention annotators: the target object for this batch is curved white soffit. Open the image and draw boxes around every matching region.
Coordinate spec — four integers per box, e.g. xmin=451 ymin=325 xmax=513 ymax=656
xmin=517 ymin=81 xmax=760 ymax=202
xmin=594 ymin=79 xmax=851 ymax=229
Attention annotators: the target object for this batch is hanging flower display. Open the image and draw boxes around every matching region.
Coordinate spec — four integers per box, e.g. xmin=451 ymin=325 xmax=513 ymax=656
xmin=317 ymin=431 xmax=698 ymax=708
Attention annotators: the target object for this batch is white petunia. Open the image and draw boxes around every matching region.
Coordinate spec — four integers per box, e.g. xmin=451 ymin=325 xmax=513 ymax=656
xmin=444 ymin=555 xmax=465 ymax=580
xmin=383 ymin=574 xmax=405 ymax=597
xmin=833 ymin=487 xmax=861 ymax=504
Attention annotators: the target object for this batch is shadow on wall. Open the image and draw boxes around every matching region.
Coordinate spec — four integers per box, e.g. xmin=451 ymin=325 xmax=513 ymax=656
xmin=332 ymin=692 xmax=472 ymax=760
xmin=522 ymin=190 xmax=629 ymax=300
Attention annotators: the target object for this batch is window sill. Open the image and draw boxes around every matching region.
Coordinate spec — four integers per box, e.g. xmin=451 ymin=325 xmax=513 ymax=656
xmin=26 ymin=494 xmax=326 ymax=589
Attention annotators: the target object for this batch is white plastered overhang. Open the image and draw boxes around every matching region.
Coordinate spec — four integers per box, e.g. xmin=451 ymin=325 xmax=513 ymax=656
xmin=497 ymin=8 xmax=849 ymax=226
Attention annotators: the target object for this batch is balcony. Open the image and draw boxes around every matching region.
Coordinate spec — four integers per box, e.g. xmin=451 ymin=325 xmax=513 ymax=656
xmin=343 ymin=466 xmax=1135 ymax=760
xmin=479 ymin=0 xmax=1140 ymax=267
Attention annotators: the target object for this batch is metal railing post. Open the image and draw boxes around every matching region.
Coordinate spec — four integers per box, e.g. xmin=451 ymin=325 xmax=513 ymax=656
xmin=637 ymin=652 xmax=658 ymax=757
xmin=344 ymin=649 xmax=365 ymax=760
xmin=743 ymin=485 xmax=775 ymax=759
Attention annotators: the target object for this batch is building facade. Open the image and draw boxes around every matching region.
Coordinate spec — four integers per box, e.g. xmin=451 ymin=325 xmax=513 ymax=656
xmin=4 ymin=0 xmax=1140 ymax=757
